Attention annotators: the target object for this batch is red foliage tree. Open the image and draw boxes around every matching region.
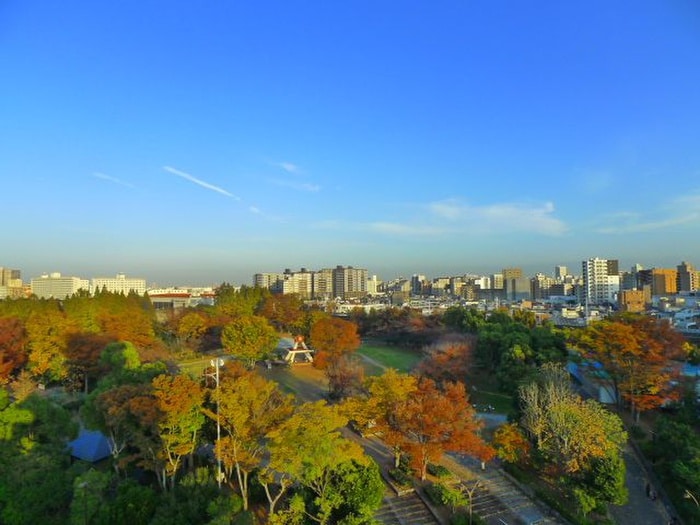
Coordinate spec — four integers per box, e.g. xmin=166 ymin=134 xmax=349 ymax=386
xmin=0 ymin=317 xmax=28 ymax=383
xmin=397 ymin=377 xmax=494 ymax=480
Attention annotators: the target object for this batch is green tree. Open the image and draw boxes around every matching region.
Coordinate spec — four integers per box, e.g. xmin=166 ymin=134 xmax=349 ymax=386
xmin=326 ymin=460 xmax=384 ymax=524
xmin=0 ymin=393 xmax=79 ymax=524
xmin=517 ymin=364 xmax=628 ymax=514
xmin=215 ymin=283 xmax=269 ymax=317
xmin=100 ymin=341 xmax=142 ymax=372
xmin=442 ymin=306 xmax=486 ymax=334
xmin=69 ymin=469 xmax=112 ymax=525
xmin=221 ymin=315 xmax=279 ymax=368
xmin=204 ymin=371 xmax=293 ymax=511
xmin=265 ymin=401 xmax=370 ymax=524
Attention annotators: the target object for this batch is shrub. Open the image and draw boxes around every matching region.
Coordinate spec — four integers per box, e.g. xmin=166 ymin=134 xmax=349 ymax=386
xmin=388 ymin=468 xmax=412 ymax=488
xmin=427 ymin=463 xmax=453 ymax=479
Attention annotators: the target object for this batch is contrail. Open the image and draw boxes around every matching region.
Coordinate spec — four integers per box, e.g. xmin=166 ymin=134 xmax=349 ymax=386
xmin=163 ymin=166 xmax=240 ymax=200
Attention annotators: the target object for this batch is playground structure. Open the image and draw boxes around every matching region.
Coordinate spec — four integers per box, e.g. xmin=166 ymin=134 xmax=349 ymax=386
xmin=283 ymin=335 xmax=314 ymax=365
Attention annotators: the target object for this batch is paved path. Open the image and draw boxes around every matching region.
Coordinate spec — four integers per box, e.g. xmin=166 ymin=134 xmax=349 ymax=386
xmin=444 ymin=454 xmax=567 ymax=525
xmin=609 ymin=445 xmax=672 ymax=525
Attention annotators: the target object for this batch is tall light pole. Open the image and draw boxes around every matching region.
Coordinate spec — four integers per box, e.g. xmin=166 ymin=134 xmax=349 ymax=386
xmin=207 ymin=358 xmax=225 ymax=489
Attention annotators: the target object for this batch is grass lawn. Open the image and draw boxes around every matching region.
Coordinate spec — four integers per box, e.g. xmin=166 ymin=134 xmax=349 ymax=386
xmin=178 ymin=357 xmax=210 ymax=378
xmin=356 ymin=343 xmax=423 ymax=373
xmin=470 ymin=389 xmax=515 ymax=414
xmin=466 ymin=369 xmax=515 ymax=415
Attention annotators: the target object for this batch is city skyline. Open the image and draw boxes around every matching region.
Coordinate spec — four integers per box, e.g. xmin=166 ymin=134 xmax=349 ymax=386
xmin=6 ymin=257 xmax=700 ymax=291
xmin=3 ymin=2 xmax=699 ymax=286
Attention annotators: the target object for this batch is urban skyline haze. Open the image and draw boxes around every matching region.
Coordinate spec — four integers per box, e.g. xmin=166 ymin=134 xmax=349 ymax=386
xmin=2 ymin=2 xmax=699 ymax=285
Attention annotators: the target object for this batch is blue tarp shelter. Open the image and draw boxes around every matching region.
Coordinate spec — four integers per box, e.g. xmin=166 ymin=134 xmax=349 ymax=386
xmin=69 ymin=429 xmax=112 ymax=463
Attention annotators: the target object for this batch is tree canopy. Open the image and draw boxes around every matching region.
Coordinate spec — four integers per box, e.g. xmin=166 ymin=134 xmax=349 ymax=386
xmin=572 ymin=313 xmax=687 ymax=419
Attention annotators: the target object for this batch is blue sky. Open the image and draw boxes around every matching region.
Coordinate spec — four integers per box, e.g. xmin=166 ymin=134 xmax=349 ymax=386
xmin=2 ymin=1 xmax=699 ymax=286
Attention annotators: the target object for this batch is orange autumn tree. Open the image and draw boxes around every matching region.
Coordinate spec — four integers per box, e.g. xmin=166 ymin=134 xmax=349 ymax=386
xmin=341 ymin=368 xmax=417 ymax=467
xmin=396 ymin=377 xmax=494 ymax=480
xmin=493 ymin=423 xmax=532 ymax=465
xmin=416 ymin=334 xmax=476 ymax=384
xmin=310 ymin=317 xmax=362 ymax=399
xmin=573 ymin=313 xmax=686 ymax=420
xmin=153 ymin=374 xmax=206 ymax=490
xmin=256 ymin=293 xmax=305 ymax=333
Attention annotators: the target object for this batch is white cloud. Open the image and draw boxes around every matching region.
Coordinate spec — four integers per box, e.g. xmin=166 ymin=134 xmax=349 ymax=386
xmin=593 ymin=191 xmax=700 ymax=234
xmin=269 ymin=178 xmax=321 ymax=192
xmin=163 ymin=166 xmax=240 ymax=200
xmin=279 ymin=162 xmax=300 ymax=174
xmin=92 ymin=172 xmax=135 ymax=189
xmin=426 ymin=199 xmax=568 ymax=236
xmin=596 ymin=214 xmax=700 ymax=234
xmin=312 ymin=198 xmax=567 ymax=238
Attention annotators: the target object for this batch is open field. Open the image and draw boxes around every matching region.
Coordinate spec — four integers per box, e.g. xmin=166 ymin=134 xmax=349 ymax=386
xmin=465 ymin=371 xmax=515 ymax=415
xmin=356 ymin=342 xmax=423 ymax=373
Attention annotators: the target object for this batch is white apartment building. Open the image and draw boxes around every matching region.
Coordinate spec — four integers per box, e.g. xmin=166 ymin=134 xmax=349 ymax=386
xmin=367 ymin=275 xmax=381 ymax=296
xmin=582 ymin=258 xmax=620 ymax=305
xmin=281 ymin=269 xmax=313 ymax=299
xmin=91 ymin=273 xmax=147 ymax=295
xmin=313 ymin=269 xmax=334 ymax=299
xmin=254 ymin=272 xmax=285 ymax=291
xmin=31 ymin=272 xmax=90 ymax=299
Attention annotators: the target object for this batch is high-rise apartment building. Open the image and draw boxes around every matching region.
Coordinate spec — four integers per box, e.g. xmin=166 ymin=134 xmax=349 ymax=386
xmin=411 ymin=274 xmax=427 ymax=296
xmin=491 ymin=274 xmax=504 ymax=290
xmin=280 ymin=268 xmax=313 ymax=299
xmin=332 ymin=265 xmax=368 ymax=300
xmin=313 ymin=268 xmax=334 ymax=299
xmin=502 ymin=268 xmax=523 ymax=280
xmin=531 ymin=273 xmax=559 ymax=300
xmin=0 ymin=267 xmax=23 ymax=299
xmin=91 ymin=273 xmax=147 ymax=295
xmin=253 ymin=272 xmax=285 ymax=293
xmin=254 ymin=266 xmax=369 ymax=300
xmin=677 ymin=261 xmax=699 ymax=292
xmin=638 ymin=268 xmax=678 ymax=296
xmin=31 ymin=272 xmax=89 ymax=299
xmin=581 ymin=258 xmax=620 ymax=305
xmin=367 ymin=275 xmax=380 ymax=296
xmin=0 ymin=267 xmax=21 ymax=286
xmin=554 ymin=266 xmax=568 ymax=280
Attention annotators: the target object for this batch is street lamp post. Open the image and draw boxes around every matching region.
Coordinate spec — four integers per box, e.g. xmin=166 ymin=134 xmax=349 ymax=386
xmin=207 ymin=358 xmax=225 ymax=489
xmin=78 ymin=481 xmax=89 ymax=525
